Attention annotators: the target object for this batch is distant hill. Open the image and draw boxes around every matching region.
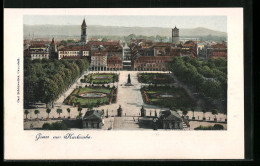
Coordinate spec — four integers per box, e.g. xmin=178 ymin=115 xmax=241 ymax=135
xmin=23 ymin=24 xmax=227 ymax=39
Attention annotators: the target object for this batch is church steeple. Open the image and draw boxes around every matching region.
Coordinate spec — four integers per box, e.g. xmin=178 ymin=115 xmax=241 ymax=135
xmin=81 ymin=18 xmax=87 ymax=28
xmin=81 ymin=18 xmax=87 ymax=44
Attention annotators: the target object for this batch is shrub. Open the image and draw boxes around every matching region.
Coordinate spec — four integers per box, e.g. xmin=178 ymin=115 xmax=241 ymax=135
xmin=42 ymin=122 xmax=69 ymax=130
xmin=194 ymin=124 xmax=224 ymax=130
xmin=213 ymin=124 xmax=224 ymax=130
xmin=42 ymin=123 xmax=51 ymax=130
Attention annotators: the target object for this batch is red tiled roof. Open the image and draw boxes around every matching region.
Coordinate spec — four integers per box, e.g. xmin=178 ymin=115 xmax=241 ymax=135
xmin=62 ymin=56 xmax=86 ymax=59
xmin=212 ymin=44 xmax=227 ymax=49
xmin=29 ymin=44 xmax=46 ymax=48
xmin=87 ymin=41 xmax=119 ymax=46
xmin=211 ymin=51 xmax=227 ymax=57
xmin=135 ymin=56 xmax=173 ymax=62
xmin=152 ymin=42 xmax=172 ymax=47
xmin=107 ymin=55 xmax=122 ymax=64
xmin=59 ymin=46 xmax=90 ymax=51
xmin=91 ymin=51 xmax=107 ymax=56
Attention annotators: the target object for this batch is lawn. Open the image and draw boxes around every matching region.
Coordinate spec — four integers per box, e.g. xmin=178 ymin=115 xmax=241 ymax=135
xmin=141 ymin=85 xmax=195 ymax=109
xmin=138 ymin=73 xmax=174 ymax=84
xmin=64 ymin=85 xmax=117 ymax=108
xmin=81 ymin=73 xmax=119 ymax=84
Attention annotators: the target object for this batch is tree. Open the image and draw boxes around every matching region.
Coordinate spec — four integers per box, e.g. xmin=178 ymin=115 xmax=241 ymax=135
xmin=67 ymin=108 xmax=71 ymax=118
xmin=223 ymin=110 xmax=227 ymax=121
xmin=78 ymin=107 xmax=82 ymax=113
xmin=78 ymin=107 xmax=82 ymax=118
xmin=211 ymin=109 xmax=218 ymax=121
xmin=113 ymin=74 xmax=116 ymax=83
xmin=46 ymin=108 xmax=51 ymax=119
xmin=42 ymin=123 xmax=51 ymax=130
xmin=24 ymin=110 xmax=29 ymax=119
xmin=181 ymin=107 xmax=188 ymax=117
xmin=101 ymin=37 xmax=108 ymax=42
xmin=78 ymin=112 xmax=83 ymax=118
xmin=56 ymin=109 xmax=62 ymax=118
xmin=39 ymin=77 xmax=59 ymax=108
xmin=202 ymin=109 xmax=207 ymax=120
xmin=191 ymin=107 xmax=195 ymax=120
xmin=97 ymin=100 xmax=101 ymax=106
xmin=34 ymin=110 xmax=39 ymax=119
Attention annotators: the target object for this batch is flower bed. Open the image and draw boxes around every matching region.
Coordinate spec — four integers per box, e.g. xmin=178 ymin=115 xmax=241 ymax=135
xmin=138 ymin=73 xmax=174 ymax=84
xmin=141 ymin=85 xmax=195 ymax=109
xmin=84 ymin=73 xmax=119 ymax=84
xmin=63 ymin=86 xmax=117 ymax=108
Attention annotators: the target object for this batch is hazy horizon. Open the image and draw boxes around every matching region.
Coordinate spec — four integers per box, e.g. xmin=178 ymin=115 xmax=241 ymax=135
xmin=24 ymin=15 xmax=227 ymax=32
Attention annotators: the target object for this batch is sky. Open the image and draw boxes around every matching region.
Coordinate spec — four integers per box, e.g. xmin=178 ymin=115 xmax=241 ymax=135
xmin=24 ymin=15 xmax=227 ymax=32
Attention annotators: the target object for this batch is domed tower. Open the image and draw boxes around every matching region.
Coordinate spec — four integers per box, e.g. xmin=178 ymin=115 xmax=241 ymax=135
xmin=81 ymin=18 xmax=87 ymax=44
xmin=172 ymin=26 xmax=179 ymax=44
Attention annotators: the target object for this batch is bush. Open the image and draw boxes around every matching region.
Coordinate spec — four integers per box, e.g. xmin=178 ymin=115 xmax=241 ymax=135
xmin=42 ymin=122 xmax=69 ymax=130
xmin=42 ymin=123 xmax=51 ymax=130
xmin=213 ymin=124 xmax=224 ymax=130
xmin=194 ymin=124 xmax=224 ymax=130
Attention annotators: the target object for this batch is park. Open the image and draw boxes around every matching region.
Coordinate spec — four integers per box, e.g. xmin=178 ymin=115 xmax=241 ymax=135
xmin=24 ymin=70 xmax=227 ymax=130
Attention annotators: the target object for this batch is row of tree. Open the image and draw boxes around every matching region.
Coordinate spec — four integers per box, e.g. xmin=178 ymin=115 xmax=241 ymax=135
xmin=24 ymin=58 xmax=90 ymax=108
xmin=169 ymin=56 xmax=227 ymax=99
xmin=24 ymin=107 xmax=85 ymax=120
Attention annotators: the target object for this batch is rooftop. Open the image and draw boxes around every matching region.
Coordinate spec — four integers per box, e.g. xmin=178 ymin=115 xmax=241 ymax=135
xmin=160 ymin=110 xmax=182 ymax=120
xmin=83 ymin=110 xmax=103 ymax=120
xmin=59 ymin=46 xmax=90 ymax=51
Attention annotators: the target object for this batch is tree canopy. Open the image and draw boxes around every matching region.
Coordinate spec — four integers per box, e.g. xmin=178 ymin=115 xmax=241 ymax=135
xmin=24 ymin=58 xmax=89 ymax=108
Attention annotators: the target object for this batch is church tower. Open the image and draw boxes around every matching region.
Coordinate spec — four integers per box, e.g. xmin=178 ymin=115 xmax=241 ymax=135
xmin=172 ymin=26 xmax=179 ymax=45
xmin=81 ymin=18 xmax=87 ymax=44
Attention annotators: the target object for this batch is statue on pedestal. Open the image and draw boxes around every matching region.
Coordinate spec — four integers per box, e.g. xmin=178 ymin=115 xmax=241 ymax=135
xmin=140 ymin=105 xmax=146 ymax=117
xmin=127 ymin=74 xmax=131 ymax=84
xmin=125 ymin=74 xmax=133 ymax=86
xmin=117 ymin=105 xmax=122 ymax=117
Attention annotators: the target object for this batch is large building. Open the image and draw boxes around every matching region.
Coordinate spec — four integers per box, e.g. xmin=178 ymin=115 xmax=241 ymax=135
xmin=209 ymin=42 xmax=227 ymax=58
xmin=27 ymin=43 xmax=50 ymax=60
xmin=86 ymin=40 xmax=123 ymax=71
xmin=58 ymin=46 xmax=90 ymax=60
xmin=107 ymin=55 xmax=123 ymax=71
xmin=172 ymin=26 xmax=180 ymax=44
xmin=90 ymin=51 xmax=108 ymax=71
xmin=133 ymin=56 xmax=172 ymax=71
xmin=122 ymin=43 xmax=132 ymax=70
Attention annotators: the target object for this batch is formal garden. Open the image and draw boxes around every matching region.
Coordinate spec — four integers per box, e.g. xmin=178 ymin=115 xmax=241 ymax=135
xmin=81 ymin=73 xmax=119 ymax=84
xmin=137 ymin=73 xmax=174 ymax=84
xmin=141 ymin=85 xmax=195 ymax=109
xmin=63 ymin=85 xmax=118 ymax=108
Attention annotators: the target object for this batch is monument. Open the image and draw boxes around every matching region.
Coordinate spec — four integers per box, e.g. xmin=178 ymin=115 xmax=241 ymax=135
xmin=117 ymin=105 xmax=122 ymax=117
xmin=140 ymin=105 xmax=146 ymax=117
xmin=125 ymin=74 xmax=133 ymax=86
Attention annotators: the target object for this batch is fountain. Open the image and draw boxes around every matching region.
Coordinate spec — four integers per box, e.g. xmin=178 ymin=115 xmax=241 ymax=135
xmin=125 ymin=74 xmax=133 ymax=86
xmin=79 ymin=92 xmax=107 ymax=98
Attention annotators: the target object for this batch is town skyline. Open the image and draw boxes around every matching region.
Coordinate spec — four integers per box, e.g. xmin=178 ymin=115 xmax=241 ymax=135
xmin=23 ymin=15 xmax=227 ymax=32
